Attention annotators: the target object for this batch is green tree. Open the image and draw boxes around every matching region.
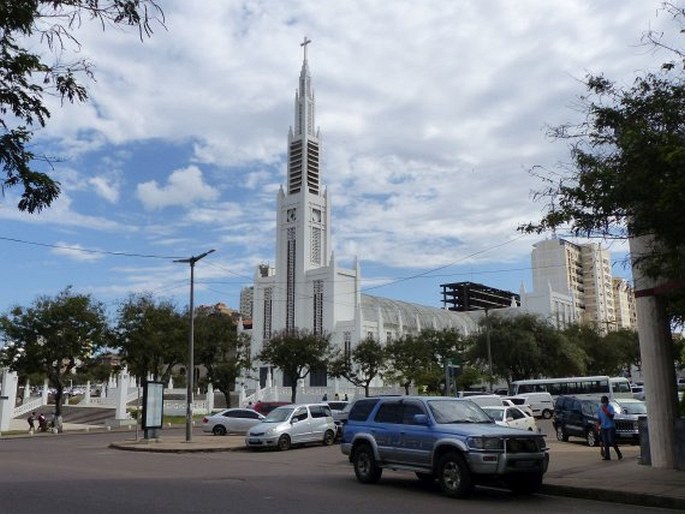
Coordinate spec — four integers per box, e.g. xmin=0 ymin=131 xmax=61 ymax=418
xmin=113 ymin=293 xmax=186 ymax=383
xmin=412 ymin=328 xmax=465 ymax=394
xmin=467 ymin=313 xmax=585 ymax=385
xmin=194 ymin=305 xmax=251 ymax=408
xmin=385 ymin=333 xmax=433 ymax=395
xmin=603 ymin=328 xmax=641 ymax=373
xmin=328 ymin=336 xmax=388 ymax=397
xmin=0 ymin=287 xmax=109 ymax=421
xmin=257 ymin=328 xmax=333 ymax=403
xmin=1 ymin=0 xmax=163 ymax=213
xmin=564 ymin=324 xmax=641 ymax=376
xmin=521 ymin=5 xmax=684 ymax=467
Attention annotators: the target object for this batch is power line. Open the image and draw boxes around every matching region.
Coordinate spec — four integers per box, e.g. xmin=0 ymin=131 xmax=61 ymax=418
xmin=0 ymin=235 xmax=184 ymax=260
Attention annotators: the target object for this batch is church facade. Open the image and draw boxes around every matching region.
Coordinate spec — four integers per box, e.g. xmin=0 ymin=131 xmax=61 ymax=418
xmin=242 ymin=41 xmax=480 ymax=391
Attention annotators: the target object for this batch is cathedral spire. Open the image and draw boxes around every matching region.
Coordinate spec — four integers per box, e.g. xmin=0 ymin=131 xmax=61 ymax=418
xmin=288 ymin=36 xmax=320 ymax=195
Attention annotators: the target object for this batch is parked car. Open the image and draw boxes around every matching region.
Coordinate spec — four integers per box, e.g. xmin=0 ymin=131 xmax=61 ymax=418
xmin=553 ymin=395 xmax=645 ymax=447
xmin=326 ymin=400 xmax=349 ymax=438
xmin=631 ymin=385 xmax=645 ymax=400
xmin=510 ymin=392 xmax=554 ymax=419
xmin=501 ymin=396 xmax=534 ymax=417
xmin=251 ymin=401 xmax=291 ymax=416
xmin=202 ymin=408 xmax=265 ymax=436
xmin=462 ymin=394 xmax=505 ymax=408
xmin=245 ymin=403 xmax=337 ymax=450
xmin=480 ymin=405 xmax=537 ymax=431
xmin=341 ymin=396 xmax=549 ymax=498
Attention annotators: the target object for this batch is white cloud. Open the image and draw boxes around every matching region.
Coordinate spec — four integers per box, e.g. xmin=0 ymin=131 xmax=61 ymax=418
xmin=136 ymin=165 xmax=219 ymax=210
xmin=0 ymin=193 xmax=129 ymax=232
xmin=89 ymin=176 xmax=120 ymax=203
xmin=2 ymin=0 xmax=667 ymax=313
xmin=51 ymin=243 xmax=104 ymax=262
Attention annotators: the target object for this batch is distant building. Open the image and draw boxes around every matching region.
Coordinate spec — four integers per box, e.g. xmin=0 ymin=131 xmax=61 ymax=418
xmin=441 ymin=282 xmax=519 ymax=312
xmin=239 ymin=286 xmax=254 ymax=322
xmin=522 ymin=238 xmax=636 ymax=332
xmin=612 ymin=278 xmax=638 ymax=330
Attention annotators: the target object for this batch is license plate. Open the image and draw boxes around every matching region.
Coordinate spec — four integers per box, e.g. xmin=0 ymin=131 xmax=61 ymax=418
xmin=248 ymin=439 xmax=260 ymax=444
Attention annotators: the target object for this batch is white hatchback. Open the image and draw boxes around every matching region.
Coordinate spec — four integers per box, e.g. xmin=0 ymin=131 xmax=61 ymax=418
xmin=245 ymin=403 xmax=337 ymax=451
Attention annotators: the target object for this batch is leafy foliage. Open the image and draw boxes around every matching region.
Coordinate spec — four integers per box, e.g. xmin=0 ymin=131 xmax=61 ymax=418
xmin=386 ymin=328 xmax=466 ymax=395
xmin=0 ymin=287 xmax=109 ymax=417
xmin=466 ymin=313 xmax=585 ymax=384
xmin=193 ymin=305 xmax=251 ymax=408
xmin=113 ymin=293 xmax=186 ymax=383
xmin=257 ymin=328 xmax=333 ymax=403
xmin=563 ymin=324 xmax=640 ymax=376
xmin=328 ymin=336 xmax=388 ymax=397
xmin=0 ymin=0 xmax=163 ymax=212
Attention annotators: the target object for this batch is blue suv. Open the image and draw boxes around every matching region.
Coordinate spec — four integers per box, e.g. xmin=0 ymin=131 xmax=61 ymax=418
xmin=340 ymin=396 xmax=549 ymax=498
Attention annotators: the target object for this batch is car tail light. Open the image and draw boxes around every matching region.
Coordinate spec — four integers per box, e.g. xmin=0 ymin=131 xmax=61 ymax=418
xmin=202 ymin=417 xmax=208 ymax=423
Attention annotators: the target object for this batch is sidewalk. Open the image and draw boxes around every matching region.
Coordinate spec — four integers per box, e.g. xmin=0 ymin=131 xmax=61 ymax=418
xmin=542 ymin=438 xmax=685 ymax=510
xmin=6 ymin=419 xmax=685 ymax=510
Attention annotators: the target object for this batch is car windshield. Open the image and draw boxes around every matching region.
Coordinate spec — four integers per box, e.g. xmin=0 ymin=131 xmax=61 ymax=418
xmin=481 ymin=407 xmax=505 ymax=421
xmin=264 ymin=407 xmax=294 ymax=423
xmin=428 ymin=399 xmax=493 ymax=424
xmin=614 ymin=401 xmax=647 ymax=415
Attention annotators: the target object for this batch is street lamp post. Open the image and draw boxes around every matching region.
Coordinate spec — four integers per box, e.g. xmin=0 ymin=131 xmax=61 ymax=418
xmin=484 ymin=308 xmax=493 ymax=392
xmin=174 ymin=249 xmax=215 ymax=442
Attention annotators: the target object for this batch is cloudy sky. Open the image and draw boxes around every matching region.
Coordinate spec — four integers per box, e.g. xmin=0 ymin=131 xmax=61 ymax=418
xmin=0 ymin=0 xmax=676 ymax=317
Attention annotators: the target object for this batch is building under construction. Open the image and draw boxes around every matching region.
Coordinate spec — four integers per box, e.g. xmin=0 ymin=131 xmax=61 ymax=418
xmin=440 ymin=281 xmax=519 ymax=312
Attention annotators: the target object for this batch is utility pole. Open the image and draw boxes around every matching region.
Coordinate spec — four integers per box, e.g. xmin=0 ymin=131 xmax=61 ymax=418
xmin=174 ymin=249 xmax=215 ymax=443
xmin=485 ymin=308 xmax=493 ymax=392
xmin=629 ymin=235 xmax=678 ymax=468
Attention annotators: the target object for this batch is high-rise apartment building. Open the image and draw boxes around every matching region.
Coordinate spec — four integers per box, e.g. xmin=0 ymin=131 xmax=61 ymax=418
xmin=613 ymin=278 xmax=638 ymax=330
xmin=524 ymin=238 xmax=636 ymax=332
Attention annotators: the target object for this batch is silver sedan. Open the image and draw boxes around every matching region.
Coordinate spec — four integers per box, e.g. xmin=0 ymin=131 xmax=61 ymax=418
xmin=202 ymin=408 xmax=265 ymax=436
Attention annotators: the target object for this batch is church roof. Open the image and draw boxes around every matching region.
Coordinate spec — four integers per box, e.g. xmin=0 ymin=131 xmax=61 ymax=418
xmin=361 ymin=294 xmax=479 ymax=335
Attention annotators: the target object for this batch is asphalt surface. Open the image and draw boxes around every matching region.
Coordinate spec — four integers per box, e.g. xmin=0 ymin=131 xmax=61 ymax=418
xmin=5 ymin=418 xmax=685 ymax=510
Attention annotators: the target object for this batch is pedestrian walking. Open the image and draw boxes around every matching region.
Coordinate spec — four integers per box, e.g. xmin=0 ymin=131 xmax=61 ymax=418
xmin=597 ymin=395 xmax=622 ymax=460
xmin=27 ymin=412 xmax=36 ymax=434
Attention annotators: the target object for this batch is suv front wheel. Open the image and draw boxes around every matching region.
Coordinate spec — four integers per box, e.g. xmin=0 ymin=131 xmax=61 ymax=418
xmin=586 ymin=428 xmax=598 ymax=447
xmin=437 ymin=452 xmax=474 ymax=499
xmin=353 ymin=443 xmax=382 ymax=484
xmin=555 ymin=425 xmax=569 ymax=442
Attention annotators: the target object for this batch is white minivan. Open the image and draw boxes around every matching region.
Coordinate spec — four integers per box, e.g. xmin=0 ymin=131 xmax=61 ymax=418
xmin=245 ymin=403 xmax=337 ymax=451
xmin=511 ymin=392 xmax=554 ymax=419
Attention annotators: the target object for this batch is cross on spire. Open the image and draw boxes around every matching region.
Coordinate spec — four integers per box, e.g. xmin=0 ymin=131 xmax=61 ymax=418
xmin=301 ymin=36 xmax=312 ymax=61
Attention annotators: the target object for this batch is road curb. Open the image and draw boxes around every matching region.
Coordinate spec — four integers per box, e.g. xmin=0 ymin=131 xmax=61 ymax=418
xmin=541 ymin=483 xmax=685 ymax=511
xmin=108 ymin=442 xmax=244 ymax=453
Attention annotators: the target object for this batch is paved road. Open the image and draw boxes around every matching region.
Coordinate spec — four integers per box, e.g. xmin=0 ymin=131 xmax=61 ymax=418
xmin=0 ymin=428 xmax=678 ymax=514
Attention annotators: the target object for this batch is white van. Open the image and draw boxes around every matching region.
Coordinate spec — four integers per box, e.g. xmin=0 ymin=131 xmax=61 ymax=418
xmin=511 ymin=392 xmax=554 ymax=419
xmin=245 ymin=403 xmax=337 ymax=450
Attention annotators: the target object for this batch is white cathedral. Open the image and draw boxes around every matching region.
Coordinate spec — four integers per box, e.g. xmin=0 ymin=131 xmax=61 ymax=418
xmin=240 ymin=40 xmax=484 ymax=393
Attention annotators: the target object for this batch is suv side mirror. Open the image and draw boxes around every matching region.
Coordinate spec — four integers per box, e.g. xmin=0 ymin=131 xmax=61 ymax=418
xmin=413 ymin=414 xmax=429 ymax=425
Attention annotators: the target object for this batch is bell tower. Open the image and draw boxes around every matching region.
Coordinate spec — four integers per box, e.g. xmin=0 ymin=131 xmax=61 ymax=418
xmin=275 ymin=37 xmax=330 ymax=331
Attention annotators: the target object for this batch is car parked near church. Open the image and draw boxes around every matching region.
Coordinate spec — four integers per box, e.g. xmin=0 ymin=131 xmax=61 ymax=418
xmin=245 ymin=403 xmax=337 ymax=451
xmin=202 ymin=408 xmax=265 ymax=436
